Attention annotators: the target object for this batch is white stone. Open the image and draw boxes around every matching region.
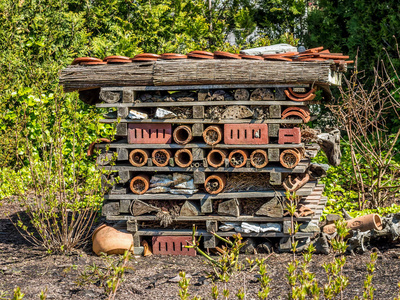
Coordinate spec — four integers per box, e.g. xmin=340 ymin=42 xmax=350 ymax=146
xmin=128 ymin=109 xmax=148 ymax=119
xmin=240 ymin=44 xmax=297 ymax=56
xmin=260 ymin=223 xmax=282 ymax=232
xmin=154 ymin=108 xmax=177 ymax=119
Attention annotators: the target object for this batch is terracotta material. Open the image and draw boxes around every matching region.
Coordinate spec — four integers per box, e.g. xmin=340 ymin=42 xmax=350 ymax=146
xmin=250 ymin=149 xmax=268 ymax=168
xmin=87 ymin=138 xmax=111 ymax=156
xmin=317 ymin=54 xmax=350 ymax=60
xmin=129 ymin=174 xmax=150 ymax=195
xmin=319 ymin=49 xmax=330 ymax=53
xmin=282 ymin=107 xmax=311 ymax=123
xmin=288 ymin=87 xmax=317 ymax=98
xmin=228 ymin=149 xmax=249 ymax=168
xmin=282 ymin=111 xmax=310 ymax=123
xmin=152 ymin=236 xmax=196 ymax=256
xmin=92 ymin=224 xmax=134 ymax=255
xmin=239 ymin=54 xmax=264 ymax=60
xmin=71 ymin=57 xmax=103 ymax=65
xmin=152 ymin=149 xmax=172 ymax=167
xmin=173 ymin=125 xmax=193 ymax=145
xmin=298 ymin=204 xmax=315 ymax=217
xmin=263 ymin=57 xmax=292 ymax=62
xmin=283 ymin=173 xmax=310 ymax=192
xmin=323 ymin=214 xmax=383 ymax=235
xmin=106 ymin=58 xmax=133 ymax=63
xmin=262 ymin=52 xmax=298 ymax=58
xmin=187 ymin=53 xmax=214 ymax=59
xmin=298 ymin=58 xmax=326 ymax=62
xmin=213 ymin=51 xmax=241 ymax=59
xmin=132 ymin=57 xmax=158 ymax=62
xmin=278 ymin=127 xmax=301 ymax=144
xmin=280 ymin=148 xmax=301 ymax=169
xmin=161 ymin=53 xmax=188 ymax=59
xmin=204 ymin=174 xmax=226 ymax=194
xmin=284 ymin=90 xmax=316 ymax=101
xmin=129 ymin=149 xmax=149 ymax=167
xmin=127 ymin=124 xmax=172 ymax=144
xmin=81 ymin=61 xmax=108 ymax=65
xmin=133 ymin=53 xmax=161 ymax=59
xmin=188 ymin=50 xmax=214 ymax=56
xmin=304 ymin=46 xmax=324 ymax=53
xmin=203 ymin=125 xmax=223 ymax=145
xmin=104 ymin=55 xmax=131 ymax=61
xmin=174 ymin=149 xmax=193 ymax=168
xmin=224 ymin=124 xmax=269 ymax=145
xmin=207 ymin=149 xmax=228 ymax=168
xmin=345 ymin=60 xmax=354 ymax=64
xmin=141 ymin=240 xmax=153 ymax=257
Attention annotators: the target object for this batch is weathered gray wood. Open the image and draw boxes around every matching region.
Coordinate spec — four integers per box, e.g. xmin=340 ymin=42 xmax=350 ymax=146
xmin=203 ymin=235 xmax=218 ymax=248
xmin=269 ymin=171 xmax=282 ymax=186
xmin=206 ymin=220 xmax=218 ymax=233
xmin=269 ymin=105 xmax=281 ymax=118
xmin=193 ymin=106 xmax=204 ymax=118
xmin=218 ymin=199 xmax=240 ymax=217
xmin=102 ymin=202 xmax=120 ymax=216
xmin=283 ymin=221 xmax=292 ymax=234
xmin=127 ymin=219 xmax=138 ymax=232
xmin=255 ymin=196 xmax=283 ymax=217
xmin=147 ymin=158 xmax=153 ymax=167
xmin=198 ymin=89 xmax=210 ymax=101
xmin=133 ymin=233 xmax=141 ymax=247
xmin=192 ymin=148 xmax=205 ymax=161
xmin=268 ymin=148 xmax=280 ymax=162
xmin=275 ymin=88 xmax=286 ymax=100
xmin=234 ymin=89 xmax=250 ymax=101
xmin=117 ymin=107 xmax=129 ymax=118
xmin=130 ymin=200 xmax=159 ymax=216
xmin=110 ymin=185 xmax=127 ymax=195
xmin=153 ymin=60 xmax=335 ymax=86
xmin=100 ymin=90 xmax=121 ymax=103
xmin=250 ymin=88 xmax=274 ymax=101
xmin=221 ymin=105 xmax=253 ymax=119
xmin=193 ymin=171 xmax=206 ymax=184
xmin=200 ymin=198 xmax=213 ymax=214
xmin=96 ymin=153 xmax=113 ymax=166
xmin=118 ymin=170 xmax=130 ymax=184
xmin=268 ymin=124 xmax=280 ymax=137
xmin=117 ymin=148 xmax=129 ymax=161
xmin=96 ymin=100 xmax=310 ymax=107
xmin=101 ymin=118 xmax=303 ymax=124
xmin=180 ymin=201 xmax=201 ymax=216
xmin=192 ymin=123 xmax=204 ymax=137
xmin=122 ymin=89 xmax=137 ymax=103
xmin=116 ymin=123 xmax=127 ymax=136
xmin=119 ymin=199 xmax=131 ymax=213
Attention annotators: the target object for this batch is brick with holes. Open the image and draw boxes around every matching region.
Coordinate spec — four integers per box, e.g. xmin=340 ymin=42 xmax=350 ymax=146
xmin=278 ymin=127 xmax=301 ymax=144
xmin=127 ymin=124 xmax=172 ymax=144
xmin=224 ymin=124 xmax=269 ymax=144
xmin=152 ymin=236 xmax=196 ymax=256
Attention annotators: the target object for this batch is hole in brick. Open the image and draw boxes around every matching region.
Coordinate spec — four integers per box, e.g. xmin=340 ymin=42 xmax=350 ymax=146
xmin=237 ymin=129 xmax=240 ymax=139
xmin=252 ymin=129 xmax=255 ymax=139
xmin=148 ymin=129 xmax=151 ymax=137
xmin=173 ymin=242 xmax=175 ymax=252
xmin=165 ymin=242 xmax=168 ymax=252
xmin=180 ymin=242 xmax=183 ymax=251
xmin=163 ymin=129 xmax=165 ymax=138
xmin=285 ymin=134 xmax=294 ymax=137
xmin=158 ymin=242 xmax=161 ymax=252
xmin=230 ymin=130 xmax=233 ymax=139
xmin=244 ymin=129 xmax=247 ymax=139
xmin=156 ymin=129 xmax=159 ymax=138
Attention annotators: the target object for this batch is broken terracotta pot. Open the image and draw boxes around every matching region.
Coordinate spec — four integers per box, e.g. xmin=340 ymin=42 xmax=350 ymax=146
xmin=71 ymin=57 xmax=103 ymax=65
xmin=92 ymin=224 xmax=134 ymax=256
xmin=288 ymin=87 xmax=317 ymax=99
xmin=323 ymin=214 xmax=383 ymax=235
xmin=87 ymin=138 xmax=111 ymax=156
xmin=213 ymin=51 xmax=241 ymax=59
xmin=239 ymin=54 xmax=264 ymax=60
xmin=161 ymin=53 xmax=188 ymax=60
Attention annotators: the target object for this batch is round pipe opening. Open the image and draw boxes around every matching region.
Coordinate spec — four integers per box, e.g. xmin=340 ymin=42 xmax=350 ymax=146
xmin=129 ymin=149 xmax=149 ymax=167
xmin=208 ymin=150 xmax=226 ymax=168
xmin=175 ymin=149 xmax=193 ymax=168
xmin=173 ymin=125 xmax=193 ymax=145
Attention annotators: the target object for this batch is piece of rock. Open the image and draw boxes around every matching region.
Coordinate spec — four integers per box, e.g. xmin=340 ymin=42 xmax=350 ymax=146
xmin=299 ymin=221 xmax=320 ymax=233
xmin=154 ymin=108 xmax=177 ymax=119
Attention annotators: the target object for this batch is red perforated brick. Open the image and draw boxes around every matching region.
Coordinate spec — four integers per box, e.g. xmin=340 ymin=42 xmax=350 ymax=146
xmin=224 ymin=124 xmax=269 ymax=145
xmin=152 ymin=236 xmax=196 ymax=256
xmin=127 ymin=124 xmax=172 ymax=144
xmin=278 ymin=127 xmax=301 ymax=144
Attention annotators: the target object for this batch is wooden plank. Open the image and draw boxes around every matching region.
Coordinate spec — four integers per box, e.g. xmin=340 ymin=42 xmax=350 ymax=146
xmin=101 ymin=159 xmax=309 ymax=173
xmin=96 ymin=100 xmax=310 ymax=107
xmin=100 ymin=118 xmax=304 ymax=124
xmin=95 ymin=140 xmax=304 ymax=149
xmin=101 ymin=83 xmax=310 ymax=92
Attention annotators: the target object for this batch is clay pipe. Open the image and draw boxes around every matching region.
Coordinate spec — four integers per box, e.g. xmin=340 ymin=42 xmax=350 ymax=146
xmin=87 ymin=138 xmax=111 ymax=156
xmin=229 ymin=149 xmax=248 ymax=168
xmin=129 ymin=174 xmax=150 ymax=195
xmin=280 ymin=149 xmax=301 ymax=169
xmin=283 ymin=173 xmax=310 ymax=192
xmin=323 ymin=214 xmax=383 ymax=235
xmin=203 ymin=125 xmax=223 ymax=145
xmin=284 ymin=90 xmax=316 ymax=102
xmin=207 ymin=149 xmax=228 ymax=168
xmin=129 ymin=149 xmax=149 ymax=167
xmin=250 ymin=149 xmax=268 ymax=168
xmin=174 ymin=149 xmax=193 ymax=168
xmin=288 ymin=87 xmax=317 ymax=98
xmin=204 ymin=174 xmax=227 ymax=194
xmin=152 ymin=149 xmax=172 ymax=167
xmin=173 ymin=125 xmax=193 ymax=145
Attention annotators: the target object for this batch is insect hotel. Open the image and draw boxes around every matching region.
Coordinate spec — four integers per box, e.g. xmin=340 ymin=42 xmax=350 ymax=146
xmin=60 ymin=48 xmax=347 ymax=255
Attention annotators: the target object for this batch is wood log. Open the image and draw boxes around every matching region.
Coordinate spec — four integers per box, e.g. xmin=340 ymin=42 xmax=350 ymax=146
xmin=206 ymin=220 xmax=218 ymax=233
xmin=100 ymin=90 xmax=121 ymax=103
xmin=250 ymin=88 xmax=274 ymax=101
xmin=218 ymin=199 xmax=240 ymax=217
xmin=127 ymin=219 xmax=138 ymax=232
xmin=234 ymin=89 xmax=250 ymax=101
xmin=193 ymin=106 xmax=204 ymax=119
xmin=204 ymin=236 xmax=218 ymax=248
xmin=255 ymin=196 xmax=283 ymax=217
xmin=130 ymin=200 xmax=159 ymax=216
xmin=180 ymin=200 xmax=201 ymax=216
xmin=221 ymin=105 xmax=253 ymax=119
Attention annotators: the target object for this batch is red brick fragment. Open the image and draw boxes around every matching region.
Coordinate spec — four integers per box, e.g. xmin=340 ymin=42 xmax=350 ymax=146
xmin=152 ymin=236 xmax=196 ymax=256
xmin=278 ymin=127 xmax=301 ymax=144
xmin=224 ymin=124 xmax=269 ymax=145
xmin=127 ymin=124 xmax=172 ymax=144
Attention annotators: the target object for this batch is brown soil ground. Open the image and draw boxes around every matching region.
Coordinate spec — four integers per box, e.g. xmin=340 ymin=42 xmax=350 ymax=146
xmin=1 ymin=201 xmax=400 ymax=300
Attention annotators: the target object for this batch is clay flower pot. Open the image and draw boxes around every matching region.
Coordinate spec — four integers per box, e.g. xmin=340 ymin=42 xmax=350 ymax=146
xmin=323 ymin=214 xmax=383 ymax=235
xmin=92 ymin=224 xmax=134 ymax=255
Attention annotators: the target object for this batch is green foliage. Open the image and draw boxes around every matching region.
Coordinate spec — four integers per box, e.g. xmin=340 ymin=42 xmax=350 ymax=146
xmin=306 ymin=0 xmax=400 ymax=73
